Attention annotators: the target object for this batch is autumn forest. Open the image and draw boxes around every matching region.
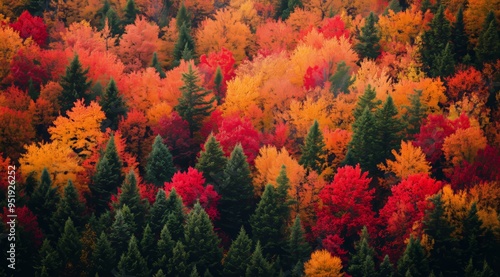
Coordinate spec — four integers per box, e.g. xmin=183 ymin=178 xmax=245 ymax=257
xmin=0 ymin=0 xmax=499 ymax=276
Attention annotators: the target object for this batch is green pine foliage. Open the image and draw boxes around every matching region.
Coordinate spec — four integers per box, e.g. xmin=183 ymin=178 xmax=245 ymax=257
xmin=168 ymin=241 xmax=190 ymax=276
xmin=190 ymin=266 xmax=200 ymax=277
xmin=151 ymin=52 xmax=166 ymax=78
xmin=379 ymin=255 xmax=394 ymax=277
xmin=105 ymin=7 xmax=121 ymax=36
xmin=99 ymin=78 xmax=127 ymax=131
xmin=57 ymin=218 xmax=82 ymax=275
xmin=173 ymin=23 xmax=195 ymax=66
xmin=245 ymin=241 xmax=275 ymax=277
xmin=475 ymin=12 xmax=500 ymax=66
xmin=384 ymin=0 xmax=402 ymax=14
xmin=51 ymin=180 xmax=86 ymax=238
xmin=28 ymin=168 xmax=60 ymax=235
xmin=165 ymin=188 xmax=186 ymax=241
xmin=92 ymin=232 xmax=116 ymax=276
xmin=196 ymin=134 xmax=227 ymax=188
xmin=184 ymin=202 xmax=223 ymax=275
xmin=348 ymin=226 xmax=377 ymax=277
xmin=118 ymin=235 xmax=150 ymax=277
xmin=109 ymin=205 xmax=136 ymax=258
xmin=375 ymin=95 xmax=404 ymax=163
xmin=213 ymin=66 xmax=223 ymax=104
xmin=285 ymin=216 xmax=311 ymax=272
xmin=218 ymin=144 xmax=255 ymax=239
xmin=140 ymin=224 xmax=156 ymax=267
xmin=114 ymin=170 xmax=148 ymax=227
xmin=154 ymin=224 xmax=175 ymax=273
xmin=58 ymin=54 xmax=92 ymax=115
xmin=397 ymin=236 xmax=430 ymax=277
xmin=37 ymin=239 xmax=61 ymax=276
xmin=223 ymin=227 xmax=253 ymax=277
xmin=28 ymin=78 xmax=39 ymax=100
xmin=145 ymin=135 xmax=175 ymax=187
xmin=123 ymin=0 xmax=139 ymax=26
xmin=433 ymin=42 xmax=455 ymax=77
xmin=275 ymin=165 xmax=292 ymax=226
xmin=299 ymin=120 xmax=326 ymax=174
xmin=148 ymin=189 xmax=169 ymax=235
xmin=153 ymin=269 xmax=166 ymax=277
xmin=451 ymin=7 xmax=469 ymax=64
xmin=354 ymin=12 xmax=381 ymax=60
xmin=329 ymin=61 xmax=354 ymax=96
xmin=402 ymin=90 xmax=426 ymax=138
xmin=353 ymin=85 xmax=381 ymax=119
xmin=176 ymin=2 xmax=191 ymax=29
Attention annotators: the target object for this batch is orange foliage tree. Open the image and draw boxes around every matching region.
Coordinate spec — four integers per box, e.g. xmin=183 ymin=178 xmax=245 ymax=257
xmin=442 ymin=126 xmax=487 ymax=168
xmin=379 ymin=140 xmax=431 ymax=180
xmin=304 ymin=250 xmax=344 ymax=277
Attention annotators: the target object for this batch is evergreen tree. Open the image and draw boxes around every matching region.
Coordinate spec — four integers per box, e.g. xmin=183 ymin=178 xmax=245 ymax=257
xmin=285 ymin=216 xmax=311 ymax=272
xmin=98 ymin=0 xmax=111 ymax=28
xmin=173 ymin=24 xmax=195 ymax=66
xmin=250 ymin=184 xmax=283 ymax=258
xmin=151 ymin=52 xmax=166 ymax=78
xmin=99 ymin=78 xmax=127 ymax=131
xmin=299 ymin=120 xmax=326 ymax=174
xmin=397 ymin=236 xmax=429 ymax=277
xmin=420 ymin=5 xmax=452 ymax=77
xmin=379 ymin=255 xmax=394 ymax=277
xmin=353 ymin=85 xmax=381 ymax=119
xmin=175 ymin=64 xmax=215 ymax=137
xmin=114 ymin=170 xmax=147 ymax=227
xmin=51 ymin=180 xmax=86 ymax=238
xmin=168 ymin=241 xmax=190 ymax=276
xmin=196 ymin=134 xmax=227 ymax=188
xmin=105 ymin=8 xmax=121 ymax=36
xmin=423 ymin=194 xmax=460 ymax=276
xmin=219 ymin=144 xmax=254 ymax=239
xmin=149 ymin=189 xmax=169 ymax=235
xmin=275 ymin=165 xmax=292 ymax=226
xmin=37 ymin=239 xmax=61 ymax=277
xmin=213 ymin=66 xmax=223 ymax=104
xmin=433 ymin=42 xmax=455 ymax=77
xmin=58 ymin=54 xmax=92 ymax=115
xmin=118 ymin=235 xmax=150 ymax=277
xmin=451 ymin=7 xmax=469 ymax=63
xmin=245 ymin=241 xmax=275 ymax=277
xmin=109 ymin=205 xmax=136 ymax=258
xmin=223 ymin=228 xmax=253 ymax=277
xmin=348 ymin=226 xmax=377 ymax=277
xmin=181 ymin=43 xmax=194 ymax=61
xmin=165 ymin=188 xmax=186 ymax=241
xmin=475 ymin=12 xmax=500 ymax=66
xmin=123 ymin=0 xmax=139 ymax=26
xmin=28 ymin=168 xmax=60 ymax=235
xmin=420 ymin=0 xmax=431 ymax=13
xmin=145 ymin=135 xmax=175 ymax=187
xmin=154 ymin=224 xmax=175 ymax=273
xmin=154 ymin=269 xmax=166 ymax=277
xmin=141 ymin=224 xmax=156 ymax=268
xmin=184 ymin=202 xmax=223 ymax=275
xmin=57 ymin=218 xmax=82 ymax=275
xmin=190 ymin=266 xmax=200 ymax=277
xmin=28 ymin=78 xmax=39 ymax=100
xmin=402 ymin=90 xmax=426 ymax=138
xmin=92 ymin=136 xmax=124 ymax=215
xmin=384 ymin=0 xmax=402 ymax=14
xmin=176 ymin=2 xmax=191 ymax=29
xmin=281 ymin=0 xmax=302 ymax=20
xmin=329 ymin=61 xmax=354 ymax=96
xmin=375 ymin=96 xmax=404 ymax=164
xmin=354 ymin=12 xmax=381 ymax=60
xmin=92 ymin=232 xmax=116 ymax=276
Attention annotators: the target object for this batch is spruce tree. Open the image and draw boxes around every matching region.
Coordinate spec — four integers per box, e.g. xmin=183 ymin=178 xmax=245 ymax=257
xmin=92 ymin=232 xmax=116 ymax=276
xmin=141 ymin=224 xmax=156 ymax=268
xmin=285 ymin=216 xmax=311 ymax=272
xmin=173 ymin=23 xmax=195 ymax=66
xmin=57 ymin=218 xmax=82 ymax=275
xmin=353 ymin=85 xmax=381 ymax=119
xmin=168 ymin=241 xmax=190 ymax=276
xmin=375 ymin=95 xmax=403 ymax=164
xmin=28 ymin=168 xmax=60 ymax=235
xmin=28 ymin=78 xmax=39 ymax=100
xmin=223 ymin=228 xmax=253 ymax=277
xmin=123 ymin=0 xmax=139 ymax=26
xmin=402 ymin=90 xmax=426 ymax=138
xmin=51 ymin=180 xmax=86 ymax=238
xmin=299 ymin=120 xmax=326 ymax=174
xmin=149 ymin=189 xmax=169 ymax=235
xmin=37 ymin=239 xmax=61 ymax=276
xmin=384 ymin=0 xmax=402 ymax=14
xmin=475 ymin=12 xmax=500 ymax=66
xmin=354 ymin=12 xmax=381 ymax=60
xmin=114 ymin=170 xmax=147 ymax=227
xmin=118 ymin=235 xmax=150 ymax=277
xmin=348 ymin=226 xmax=377 ymax=277
xmin=165 ymin=188 xmax=186 ymax=241
xmin=219 ymin=144 xmax=255 ymax=239
xmin=190 ymin=266 xmax=200 ymax=277
xmin=420 ymin=0 xmax=431 ymax=13
xmin=145 ymin=135 xmax=175 ymax=187
xmin=451 ymin=7 xmax=469 ymax=63
xmin=281 ymin=0 xmax=302 ymax=20
xmin=176 ymin=2 xmax=191 ymax=29
xmin=433 ymin=42 xmax=455 ymax=77
xmin=154 ymin=269 xmax=166 ymax=277
xmin=245 ymin=241 xmax=275 ymax=277
xmin=99 ymin=78 xmax=127 ymax=131
xmin=154 ymin=224 xmax=175 ymax=273
xmin=275 ymin=165 xmax=292 ymax=226
xmin=176 ymin=64 xmax=215 ymax=137
xmin=250 ymin=184 xmax=283 ymax=258
xmin=397 ymin=236 xmax=429 ymax=277
xmin=379 ymin=255 xmax=394 ymax=277
xmin=151 ymin=52 xmax=166 ymax=78
xmin=58 ymin=54 xmax=92 ymax=115
xmin=105 ymin=7 xmax=121 ymax=36
xmin=213 ymin=66 xmax=223 ymax=104
xmin=184 ymin=202 xmax=223 ymax=275
xmin=92 ymin=135 xmax=124 ymax=214
xmin=196 ymin=134 xmax=227 ymax=188
xmin=329 ymin=61 xmax=354 ymax=96
xmin=109 ymin=205 xmax=136 ymax=258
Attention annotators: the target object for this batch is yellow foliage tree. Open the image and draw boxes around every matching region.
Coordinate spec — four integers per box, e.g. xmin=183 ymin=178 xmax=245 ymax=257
xmin=379 ymin=141 xmax=431 ymax=179
xmin=304 ymin=250 xmax=343 ymax=277
xmin=391 ymin=76 xmax=447 ymax=115
xmin=19 ymin=141 xmax=84 ymax=192
xmin=0 ymin=26 xmax=31 ymax=82
xmin=378 ymin=6 xmax=423 ymax=47
xmin=48 ymin=100 xmax=106 ymax=160
xmin=352 ymin=59 xmax=393 ymax=100
xmin=287 ymin=94 xmax=335 ymax=138
xmin=443 ymin=126 xmax=487 ymax=167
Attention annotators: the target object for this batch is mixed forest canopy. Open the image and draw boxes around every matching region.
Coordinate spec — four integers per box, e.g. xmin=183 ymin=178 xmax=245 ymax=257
xmin=0 ymin=0 xmax=499 ymax=276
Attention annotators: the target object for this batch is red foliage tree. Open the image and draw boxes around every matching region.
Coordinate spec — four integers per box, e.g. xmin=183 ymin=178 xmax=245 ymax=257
xmin=198 ymin=48 xmax=236 ymax=101
xmin=313 ymin=165 xmax=375 ymax=260
xmin=9 ymin=46 xmax=48 ymax=90
xmin=303 ymin=62 xmax=330 ymax=90
xmin=445 ymin=66 xmax=488 ymax=102
xmin=318 ymin=16 xmax=350 ymax=40
xmin=138 ymin=183 xmax=158 ymax=205
xmin=0 ymin=107 xmax=35 ymax=161
xmin=9 ymin=11 xmax=48 ymax=46
xmin=378 ymin=173 xmax=442 ymax=262
xmin=164 ymin=167 xmax=220 ymax=220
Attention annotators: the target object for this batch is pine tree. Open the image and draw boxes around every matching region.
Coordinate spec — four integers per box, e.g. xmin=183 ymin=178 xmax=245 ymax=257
xmin=123 ymin=0 xmax=139 ymax=27
xmin=37 ymin=239 xmax=61 ymax=276
xmin=461 ymin=203 xmax=492 ymax=271
xmin=151 ymin=52 xmax=166 ymax=78
xmin=196 ymin=134 xmax=227 ymax=188
xmin=28 ymin=168 xmax=60 ymax=235
xmin=154 ymin=224 xmax=175 ymax=273
xmin=114 ymin=170 xmax=147 ymax=227
xmin=348 ymin=226 xmax=377 ymax=277
xmin=353 ymin=85 xmax=381 ymax=119
xmin=420 ymin=0 xmax=431 ymax=13
xmin=384 ymin=0 xmax=402 ymax=14
xmin=99 ymin=78 xmax=127 ymax=131
xmin=375 ymin=95 xmax=403 ymax=164
xmin=92 ymin=232 xmax=116 ymax=276
xmin=223 ymin=227 xmax=253 ymax=277
xmin=354 ymin=12 xmax=381 ymax=60
xmin=299 ymin=120 xmax=326 ymax=174
xmin=168 ymin=241 xmax=190 ymax=276
xmin=51 ymin=180 xmax=86 ymax=239
xmin=397 ymin=236 xmax=429 ymax=277
xmin=118 ymin=235 xmax=150 ymax=277
xmin=149 ymin=189 xmax=169 ymax=235
xmin=329 ymin=61 xmax=354 ymax=96
xmin=173 ymin=23 xmax=195 ymax=66
xmin=213 ymin=66 xmax=223 ymax=104
xmin=141 ymin=224 xmax=156 ymax=268
xmin=420 ymin=5 xmax=451 ymax=77
xmin=109 ymin=205 xmax=136 ymax=258
xmin=153 ymin=269 xmax=166 ymax=277
xmin=28 ymin=78 xmax=39 ymax=100
xmin=92 ymin=136 xmax=124 ymax=214
xmin=184 ymin=202 xmax=223 ymax=275
xmin=190 ymin=266 xmax=200 ymax=277
xmin=145 ymin=135 xmax=175 ymax=187
xmin=176 ymin=2 xmax=191 ymax=29
xmin=58 ymin=54 xmax=92 ymax=115
xmin=451 ymin=7 xmax=469 ymax=63
xmin=165 ymin=188 xmax=186 ymax=241
xmin=175 ymin=64 xmax=215 ymax=137
xmin=281 ymin=0 xmax=302 ymax=20
xmin=105 ymin=8 xmax=121 ymax=36
xmin=245 ymin=241 xmax=275 ymax=277
xmin=285 ymin=216 xmax=311 ymax=272
xmin=475 ymin=12 xmax=500 ymax=66
xmin=433 ymin=42 xmax=455 ymax=77
xmin=57 ymin=218 xmax=82 ymax=275
xmin=250 ymin=184 xmax=283 ymax=258
xmin=402 ymin=90 xmax=426 ymax=138
xmin=379 ymin=255 xmax=394 ymax=277
xmin=219 ymin=144 xmax=254 ymax=239
xmin=275 ymin=165 xmax=291 ymax=226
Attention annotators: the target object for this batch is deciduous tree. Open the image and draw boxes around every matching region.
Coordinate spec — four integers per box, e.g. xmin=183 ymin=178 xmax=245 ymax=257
xmin=304 ymin=250 xmax=343 ymax=277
